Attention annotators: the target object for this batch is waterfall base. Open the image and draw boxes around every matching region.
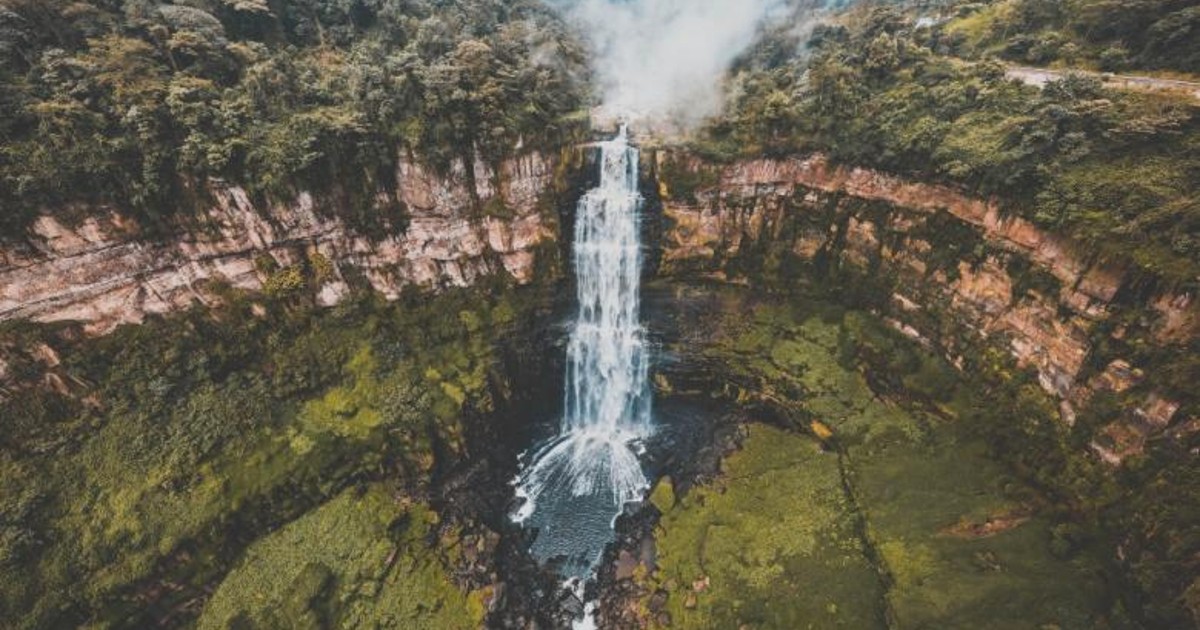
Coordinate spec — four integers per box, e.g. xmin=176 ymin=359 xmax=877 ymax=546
xmin=508 ymin=125 xmax=651 ymax=627
xmin=512 ymin=428 xmax=650 ymax=578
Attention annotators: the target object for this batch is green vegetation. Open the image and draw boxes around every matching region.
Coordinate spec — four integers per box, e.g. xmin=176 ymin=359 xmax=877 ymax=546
xmin=0 ymin=0 xmax=589 ymax=236
xmin=198 ymin=484 xmax=484 ymax=630
xmin=0 ymin=281 xmax=542 ymax=627
xmin=706 ymin=4 xmax=1199 ymax=286
xmin=940 ymin=0 xmax=1200 ymax=73
xmin=648 ymin=425 xmax=884 ymax=629
xmin=793 ymin=289 xmax=1195 ymax=627
xmin=643 ymin=290 xmax=1112 ymax=628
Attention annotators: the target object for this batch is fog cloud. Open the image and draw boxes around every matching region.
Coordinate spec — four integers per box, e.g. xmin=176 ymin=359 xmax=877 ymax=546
xmin=553 ymin=0 xmax=787 ymax=127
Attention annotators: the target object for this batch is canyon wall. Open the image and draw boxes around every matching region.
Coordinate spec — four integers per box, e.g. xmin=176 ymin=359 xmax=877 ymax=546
xmin=2 ymin=145 xmax=1193 ymax=461
xmin=653 ymin=153 xmax=1196 ymax=461
xmin=0 ymin=152 xmax=561 ymax=336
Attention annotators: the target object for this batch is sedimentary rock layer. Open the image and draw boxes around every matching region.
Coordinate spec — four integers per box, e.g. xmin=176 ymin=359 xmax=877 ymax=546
xmin=653 ymin=153 xmax=1194 ymax=433
xmin=0 ymin=153 xmax=558 ymax=335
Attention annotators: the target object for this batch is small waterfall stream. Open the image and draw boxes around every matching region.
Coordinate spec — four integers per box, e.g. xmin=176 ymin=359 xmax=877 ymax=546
xmin=513 ymin=126 xmax=652 ymax=625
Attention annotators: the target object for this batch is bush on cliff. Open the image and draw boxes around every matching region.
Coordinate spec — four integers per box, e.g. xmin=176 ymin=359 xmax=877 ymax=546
xmin=706 ymin=5 xmax=1200 ymax=287
xmin=0 ymin=0 xmax=590 ymax=237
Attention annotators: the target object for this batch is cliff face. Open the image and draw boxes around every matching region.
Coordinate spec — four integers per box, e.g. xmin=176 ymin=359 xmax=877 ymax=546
xmin=3 ymin=146 xmax=1193 ymax=461
xmin=654 ymin=153 xmax=1196 ymax=460
xmin=0 ymin=152 xmax=560 ymax=336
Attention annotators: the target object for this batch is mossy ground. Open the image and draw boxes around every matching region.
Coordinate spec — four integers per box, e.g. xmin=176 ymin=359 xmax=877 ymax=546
xmin=198 ymin=484 xmax=483 ymax=630
xmin=649 ymin=425 xmax=885 ymax=629
xmin=858 ymin=439 xmax=1106 ymax=629
xmin=0 ymin=285 xmax=540 ymax=627
xmin=640 ymin=287 xmax=1110 ymax=629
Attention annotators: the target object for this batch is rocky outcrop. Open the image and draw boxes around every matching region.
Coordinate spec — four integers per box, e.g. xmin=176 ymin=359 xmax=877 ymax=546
xmin=653 ymin=153 xmax=1194 ymax=448
xmin=0 ymin=152 xmax=561 ymax=335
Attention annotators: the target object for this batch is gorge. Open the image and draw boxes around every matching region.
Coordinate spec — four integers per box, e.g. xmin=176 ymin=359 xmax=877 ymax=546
xmin=1 ymin=1 xmax=1197 ymax=629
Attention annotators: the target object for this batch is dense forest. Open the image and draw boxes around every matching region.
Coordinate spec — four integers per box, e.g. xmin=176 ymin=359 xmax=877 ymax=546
xmin=0 ymin=0 xmax=590 ymax=235
xmin=942 ymin=0 xmax=1200 ymax=73
xmin=3 ymin=0 xmax=1195 ymax=288
xmin=702 ymin=3 xmax=1199 ymax=287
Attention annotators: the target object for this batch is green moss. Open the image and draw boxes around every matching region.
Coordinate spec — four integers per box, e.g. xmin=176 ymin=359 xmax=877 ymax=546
xmin=704 ymin=299 xmax=924 ymax=446
xmin=857 ymin=438 xmax=1107 ymax=629
xmin=647 ymin=424 xmax=885 ymax=629
xmin=482 ymin=196 xmax=515 ymax=219
xmin=648 ymin=476 xmax=676 ymax=513
xmin=1005 ymin=255 xmax=1064 ymax=302
xmin=653 ymin=285 xmax=1112 ymax=628
xmin=911 ymin=210 xmax=990 ymax=282
xmin=657 ymin=154 xmax=720 ymax=204
xmin=0 ymin=285 xmax=541 ymax=627
xmin=299 ymin=345 xmax=384 ymax=439
xmin=263 ymin=267 xmax=308 ymax=296
xmin=198 ymin=485 xmax=483 ymax=630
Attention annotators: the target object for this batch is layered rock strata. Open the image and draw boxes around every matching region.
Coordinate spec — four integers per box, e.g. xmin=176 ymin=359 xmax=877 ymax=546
xmin=0 ymin=153 xmax=558 ymax=335
xmin=654 ymin=153 xmax=1194 ymax=455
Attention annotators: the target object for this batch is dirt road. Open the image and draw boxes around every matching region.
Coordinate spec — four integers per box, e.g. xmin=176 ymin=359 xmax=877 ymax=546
xmin=1006 ymin=66 xmax=1200 ymax=101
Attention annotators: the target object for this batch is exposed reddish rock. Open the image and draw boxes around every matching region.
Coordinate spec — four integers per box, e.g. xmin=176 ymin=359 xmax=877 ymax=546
xmin=1137 ymin=394 xmax=1181 ymax=429
xmin=654 ymin=152 xmax=1189 ymax=410
xmin=1091 ymin=422 xmax=1148 ymax=466
xmin=952 ymin=260 xmax=1014 ymax=316
xmin=1092 ymin=360 xmax=1144 ymax=394
xmin=841 ymin=217 xmax=879 ymax=268
xmin=661 ymin=205 xmax=720 ymax=263
xmin=0 ymin=153 xmax=558 ymax=335
xmin=1087 ymin=392 xmax=1183 ymax=464
xmin=1152 ymin=292 xmax=1199 ymax=342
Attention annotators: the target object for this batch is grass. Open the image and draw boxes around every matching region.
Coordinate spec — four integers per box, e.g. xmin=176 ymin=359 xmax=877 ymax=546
xmin=0 ymin=287 xmax=535 ymax=627
xmin=648 ymin=424 xmax=885 ymax=629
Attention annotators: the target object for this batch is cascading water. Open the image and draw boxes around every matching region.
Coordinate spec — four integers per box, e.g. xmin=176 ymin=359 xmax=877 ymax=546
xmin=512 ymin=126 xmax=652 ymax=619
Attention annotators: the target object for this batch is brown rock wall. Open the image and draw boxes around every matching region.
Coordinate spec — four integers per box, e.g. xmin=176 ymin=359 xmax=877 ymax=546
xmin=655 ymin=152 xmax=1194 ymax=411
xmin=0 ymin=153 xmax=559 ymax=335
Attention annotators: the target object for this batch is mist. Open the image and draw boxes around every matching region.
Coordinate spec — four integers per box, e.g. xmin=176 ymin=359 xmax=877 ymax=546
xmin=551 ymin=0 xmax=789 ymax=128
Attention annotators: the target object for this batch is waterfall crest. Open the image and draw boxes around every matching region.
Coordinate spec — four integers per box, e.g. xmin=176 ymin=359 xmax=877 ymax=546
xmin=512 ymin=127 xmax=652 ymax=574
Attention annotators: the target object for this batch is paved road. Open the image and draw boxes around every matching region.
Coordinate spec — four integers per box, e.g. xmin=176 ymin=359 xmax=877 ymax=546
xmin=1006 ymin=66 xmax=1200 ymax=101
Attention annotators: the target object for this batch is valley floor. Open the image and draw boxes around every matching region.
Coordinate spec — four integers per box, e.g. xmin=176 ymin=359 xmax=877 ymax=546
xmin=603 ymin=283 xmax=1113 ymax=629
xmin=0 ymin=281 xmax=1139 ymax=628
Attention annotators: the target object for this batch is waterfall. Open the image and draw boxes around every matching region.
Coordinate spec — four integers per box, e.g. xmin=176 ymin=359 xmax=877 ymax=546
xmin=565 ymin=125 xmax=652 ymax=437
xmin=512 ymin=126 xmax=652 ymax=583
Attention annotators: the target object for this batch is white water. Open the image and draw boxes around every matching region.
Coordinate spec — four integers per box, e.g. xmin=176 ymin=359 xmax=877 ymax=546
xmin=512 ymin=127 xmax=652 ymax=609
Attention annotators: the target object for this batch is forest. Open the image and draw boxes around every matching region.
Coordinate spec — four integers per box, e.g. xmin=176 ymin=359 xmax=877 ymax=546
xmin=943 ymin=0 xmax=1200 ymax=73
xmin=0 ymin=0 xmax=590 ymax=235
xmin=701 ymin=2 xmax=1199 ymax=287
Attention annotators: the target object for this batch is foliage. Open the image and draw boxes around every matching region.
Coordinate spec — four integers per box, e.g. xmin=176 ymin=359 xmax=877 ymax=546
xmin=702 ymin=5 xmax=1200 ymax=286
xmin=0 ymin=284 xmax=538 ymax=627
xmin=941 ymin=0 xmax=1200 ymax=74
xmin=662 ymin=277 xmax=1200 ymax=625
xmin=197 ymin=485 xmax=483 ymax=630
xmin=648 ymin=425 xmax=884 ymax=629
xmin=645 ymin=291 xmax=1111 ymax=628
xmin=0 ymin=0 xmax=590 ymax=236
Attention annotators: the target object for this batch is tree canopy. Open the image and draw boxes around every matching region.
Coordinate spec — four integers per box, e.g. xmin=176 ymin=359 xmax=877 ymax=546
xmin=702 ymin=4 xmax=1199 ymax=288
xmin=0 ymin=0 xmax=591 ymax=236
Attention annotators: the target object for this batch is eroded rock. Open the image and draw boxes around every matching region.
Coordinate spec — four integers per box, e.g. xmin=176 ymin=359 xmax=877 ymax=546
xmin=0 ymin=152 xmax=560 ymax=335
